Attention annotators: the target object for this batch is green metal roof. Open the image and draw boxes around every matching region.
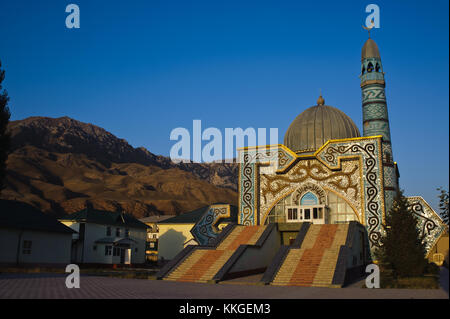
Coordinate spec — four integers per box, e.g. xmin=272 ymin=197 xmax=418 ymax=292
xmin=0 ymin=200 xmax=76 ymax=234
xmin=59 ymin=207 xmax=149 ymax=229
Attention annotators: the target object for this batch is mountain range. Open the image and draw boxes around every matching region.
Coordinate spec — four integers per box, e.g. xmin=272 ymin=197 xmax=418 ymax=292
xmin=1 ymin=116 xmax=238 ymax=218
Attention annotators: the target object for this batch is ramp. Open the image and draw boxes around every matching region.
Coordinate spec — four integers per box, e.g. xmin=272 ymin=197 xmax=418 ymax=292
xmin=271 ymin=224 xmax=349 ymax=287
xmin=162 ymin=225 xmax=267 ymax=283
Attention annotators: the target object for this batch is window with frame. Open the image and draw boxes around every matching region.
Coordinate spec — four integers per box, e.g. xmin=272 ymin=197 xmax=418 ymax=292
xmin=106 ymin=226 xmax=111 ymax=236
xmin=22 ymin=240 xmax=32 ymax=254
xmin=304 ymin=208 xmax=311 ymax=220
xmin=287 ymin=207 xmax=298 ymax=220
xmin=313 ymin=207 xmax=318 ymax=219
xmin=125 ymin=229 xmax=130 ymax=238
xmin=116 ymin=228 xmax=121 ymax=237
xmin=105 ymin=245 xmax=112 ymax=256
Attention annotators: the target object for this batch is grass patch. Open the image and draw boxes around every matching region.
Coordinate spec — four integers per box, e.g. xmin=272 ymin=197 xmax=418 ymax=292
xmin=0 ymin=267 xmax=66 ymax=274
xmin=380 ymin=275 xmax=439 ymax=289
xmin=361 ymin=263 xmax=441 ymax=289
xmin=84 ymin=270 xmax=158 ymax=280
xmin=0 ymin=266 xmax=160 ymax=280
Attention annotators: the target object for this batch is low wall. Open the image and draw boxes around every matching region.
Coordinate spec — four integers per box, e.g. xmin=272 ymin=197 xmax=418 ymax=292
xmin=215 ymin=224 xmax=281 ymax=281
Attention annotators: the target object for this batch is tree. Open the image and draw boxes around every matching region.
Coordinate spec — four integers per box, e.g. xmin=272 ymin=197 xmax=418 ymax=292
xmin=376 ymin=189 xmax=427 ymax=278
xmin=0 ymin=60 xmax=11 ymax=193
xmin=437 ymin=187 xmax=449 ymax=225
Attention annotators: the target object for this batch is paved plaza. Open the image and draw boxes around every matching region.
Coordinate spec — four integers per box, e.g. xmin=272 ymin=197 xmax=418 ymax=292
xmin=0 ymin=267 xmax=448 ymax=299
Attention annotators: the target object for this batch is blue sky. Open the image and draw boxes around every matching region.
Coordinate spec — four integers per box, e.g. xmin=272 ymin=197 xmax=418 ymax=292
xmin=0 ymin=0 xmax=448 ymax=211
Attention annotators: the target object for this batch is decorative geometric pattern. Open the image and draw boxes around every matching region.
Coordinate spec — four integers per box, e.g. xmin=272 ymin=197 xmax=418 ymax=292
xmin=362 ymin=66 xmax=392 ymax=146
xmin=238 ymin=145 xmax=297 ymax=225
xmin=362 ymin=87 xmax=386 ymax=102
xmin=364 ymin=121 xmax=390 ymax=142
xmin=260 ymin=159 xmax=362 ymax=224
xmin=383 ymin=189 xmax=396 ymax=216
xmin=315 ymin=137 xmax=385 ymax=250
xmin=239 ymin=137 xmax=385 ymax=254
xmin=380 ymin=140 xmax=397 ymax=213
xmin=383 ymin=166 xmax=396 ymax=188
xmin=361 ymin=56 xmax=397 ymax=218
xmin=363 ymin=103 xmax=387 ymax=121
xmin=190 ymin=204 xmax=230 ymax=246
xmin=292 ymin=183 xmax=326 ymax=205
xmin=381 ymin=143 xmax=393 ymax=162
xmin=406 ymin=196 xmax=448 ymax=256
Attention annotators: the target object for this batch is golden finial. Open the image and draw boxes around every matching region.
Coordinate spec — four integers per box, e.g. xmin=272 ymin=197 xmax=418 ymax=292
xmin=317 ymin=90 xmax=325 ymax=106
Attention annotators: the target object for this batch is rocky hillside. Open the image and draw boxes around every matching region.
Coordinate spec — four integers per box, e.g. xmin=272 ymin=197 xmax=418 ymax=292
xmin=2 ymin=116 xmax=238 ymax=218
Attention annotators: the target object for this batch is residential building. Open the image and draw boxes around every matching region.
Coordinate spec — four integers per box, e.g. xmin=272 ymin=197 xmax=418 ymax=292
xmin=0 ymin=200 xmax=75 ymax=266
xmin=59 ymin=207 xmax=149 ymax=265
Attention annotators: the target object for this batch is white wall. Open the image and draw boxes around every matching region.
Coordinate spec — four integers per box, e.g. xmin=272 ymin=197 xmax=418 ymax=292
xmin=0 ymin=228 xmax=72 ymax=264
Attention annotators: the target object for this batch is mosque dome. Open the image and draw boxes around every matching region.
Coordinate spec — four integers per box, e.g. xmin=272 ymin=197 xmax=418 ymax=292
xmin=283 ymin=95 xmax=361 ymax=154
xmin=361 ymin=38 xmax=380 ymax=60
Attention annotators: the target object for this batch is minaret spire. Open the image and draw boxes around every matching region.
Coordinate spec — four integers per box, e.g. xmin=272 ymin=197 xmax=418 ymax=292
xmin=360 ymin=36 xmax=399 ymax=212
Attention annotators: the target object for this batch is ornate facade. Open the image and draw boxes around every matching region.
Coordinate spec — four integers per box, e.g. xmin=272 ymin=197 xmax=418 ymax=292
xmin=237 ymin=38 xmax=447 ymax=257
xmin=157 ymin=36 xmax=448 ymax=287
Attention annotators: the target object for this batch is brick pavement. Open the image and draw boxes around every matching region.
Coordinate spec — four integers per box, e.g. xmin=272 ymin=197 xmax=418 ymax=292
xmin=0 ymin=269 xmax=448 ymax=299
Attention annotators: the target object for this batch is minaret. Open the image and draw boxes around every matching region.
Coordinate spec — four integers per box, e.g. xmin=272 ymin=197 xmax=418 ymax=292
xmin=360 ymin=36 xmax=399 ymax=212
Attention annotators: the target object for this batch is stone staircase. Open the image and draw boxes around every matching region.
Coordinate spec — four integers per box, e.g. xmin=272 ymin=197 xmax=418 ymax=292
xmin=164 ymin=225 xmax=266 ymax=283
xmin=272 ymin=224 xmax=349 ymax=287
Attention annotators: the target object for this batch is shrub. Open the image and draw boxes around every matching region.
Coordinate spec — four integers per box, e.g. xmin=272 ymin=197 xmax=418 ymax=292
xmin=376 ymin=190 xmax=428 ymax=278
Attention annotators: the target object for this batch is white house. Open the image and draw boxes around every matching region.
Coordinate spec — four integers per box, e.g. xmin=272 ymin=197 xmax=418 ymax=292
xmin=0 ymin=200 xmax=75 ymax=266
xmin=59 ymin=207 xmax=149 ymax=265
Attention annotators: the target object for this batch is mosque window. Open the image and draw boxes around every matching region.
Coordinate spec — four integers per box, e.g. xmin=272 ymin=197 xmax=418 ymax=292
xmin=327 ymin=192 xmax=358 ymax=224
xmin=361 ymin=65 xmax=365 ymax=75
xmin=304 ymin=208 xmax=311 ymax=220
xmin=265 ymin=192 xmax=327 ymax=224
xmin=300 ymin=192 xmax=318 ymax=205
xmin=287 ymin=207 xmax=298 ymax=220
xmin=375 ymin=63 xmax=380 ymax=72
xmin=367 ymin=62 xmax=374 ymax=73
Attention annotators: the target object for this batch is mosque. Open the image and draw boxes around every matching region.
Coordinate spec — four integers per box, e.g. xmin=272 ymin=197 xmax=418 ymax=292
xmin=156 ymin=36 xmax=448 ymax=287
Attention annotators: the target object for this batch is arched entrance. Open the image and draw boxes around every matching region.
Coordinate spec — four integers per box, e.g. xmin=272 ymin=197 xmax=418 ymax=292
xmin=264 ymin=186 xmax=360 ymax=225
